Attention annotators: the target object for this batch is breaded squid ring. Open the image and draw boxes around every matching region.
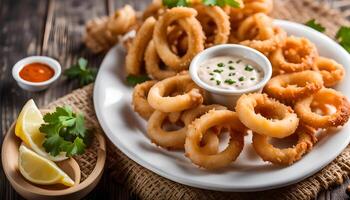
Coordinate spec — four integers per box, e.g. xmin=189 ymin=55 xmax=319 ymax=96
xmin=238 ymin=13 xmax=287 ymax=54
xmin=185 ymin=110 xmax=247 ymax=169
xmin=242 ymin=0 xmax=273 ymax=15
xmin=252 ymin=124 xmax=317 ymax=165
xmin=132 ymin=80 xmax=157 ymax=119
xmin=270 ymin=36 xmax=318 ymax=73
xmin=107 ymin=5 xmax=136 ymax=35
xmin=264 ymin=70 xmax=324 ymax=101
xmin=153 ymin=7 xmax=205 ymax=71
xmin=145 ymin=41 xmax=177 ymax=80
xmin=142 ymin=0 xmax=164 ymax=20
xmin=147 ymin=73 xmax=204 ymax=112
xmin=193 ymin=4 xmax=230 ymax=47
xmin=314 ymin=57 xmax=345 ymax=87
xmin=235 ymin=93 xmax=299 ymax=138
xmin=294 ymin=88 xmax=350 ymax=128
xmin=125 ymin=17 xmax=156 ymax=75
xmin=147 ymin=110 xmax=220 ymax=151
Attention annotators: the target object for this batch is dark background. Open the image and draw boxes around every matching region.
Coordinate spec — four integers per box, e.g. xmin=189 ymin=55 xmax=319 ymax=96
xmin=0 ymin=0 xmax=349 ymax=199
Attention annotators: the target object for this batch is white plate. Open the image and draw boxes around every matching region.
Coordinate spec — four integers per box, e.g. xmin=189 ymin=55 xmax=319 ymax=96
xmin=93 ymin=20 xmax=350 ymax=192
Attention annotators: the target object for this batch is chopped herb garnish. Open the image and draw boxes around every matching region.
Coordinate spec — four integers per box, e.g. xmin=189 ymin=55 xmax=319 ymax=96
xmin=162 ymin=0 xmax=189 ymax=8
xmin=216 ymin=80 xmax=221 ymax=85
xmin=250 ymin=77 xmax=255 ymax=80
xmin=210 ymin=77 xmax=215 ymax=81
xmin=229 ymin=72 xmax=236 ymax=76
xmin=238 ymin=77 xmax=244 ymax=81
xmin=224 ymin=79 xmax=236 ymax=85
xmin=213 ymin=69 xmax=223 ymax=73
xmin=229 ymin=66 xmax=235 ymax=70
xmin=245 ymin=65 xmax=254 ymax=71
xmin=236 ymin=59 xmax=242 ymax=64
xmin=228 ymin=60 xmax=233 ymax=64
xmin=217 ymin=63 xmax=225 ymax=67
xmin=305 ymin=19 xmax=325 ymax=33
xmin=209 ymin=72 xmax=214 ymax=75
xmin=203 ymin=0 xmax=240 ymax=8
xmin=336 ymin=26 xmax=350 ymax=53
xmin=126 ymin=75 xmax=151 ymax=86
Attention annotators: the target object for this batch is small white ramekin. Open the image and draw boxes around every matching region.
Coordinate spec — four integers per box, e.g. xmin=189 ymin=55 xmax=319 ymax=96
xmin=12 ymin=56 xmax=61 ymax=92
xmin=189 ymin=44 xmax=272 ymax=110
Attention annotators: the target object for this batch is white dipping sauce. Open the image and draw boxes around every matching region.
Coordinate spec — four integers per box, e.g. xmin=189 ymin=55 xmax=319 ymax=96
xmin=197 ymin=56 xmax=264 ymax=90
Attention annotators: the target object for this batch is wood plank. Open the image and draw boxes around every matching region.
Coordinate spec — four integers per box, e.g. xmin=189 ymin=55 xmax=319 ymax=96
xmin=39 ymin=0 xmax=134 ymax=199
xmin=0 ymin=0 xmax=48 ymax=199
xmin=109 ymin=0 xmax=152 ymax=14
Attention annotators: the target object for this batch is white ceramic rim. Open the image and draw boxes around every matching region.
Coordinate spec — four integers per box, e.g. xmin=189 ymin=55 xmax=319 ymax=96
xmin=189 ymin=44 xmax=272 ymax=95
xmin=93 ymin=19 xmax=350 ymax=192
xmin=12 ymin=56 xmax=61 ymax=86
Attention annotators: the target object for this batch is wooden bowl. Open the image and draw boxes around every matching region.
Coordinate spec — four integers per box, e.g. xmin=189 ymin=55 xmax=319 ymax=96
xmin=1 ymin=122 xmax=106 ymax=200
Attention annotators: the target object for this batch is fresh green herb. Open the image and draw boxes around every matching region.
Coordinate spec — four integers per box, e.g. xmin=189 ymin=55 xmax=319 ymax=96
xmin=336 ymin=26 xmax=350 ymax=53
xmin=213 ymin=69 xmax=223 ymax=73
xmin=217 ymin=63 xmax=225 ymax=67
xmin=305 ymin=19 xmax=325 ymax=33
xmin=245 ymin=65 xmax=254 ymax=71
xmin=126 ymin=75 xmax=151 ymax=86
xmin=210 ymin=77 xmax=215 ymax=81
xmin=250 ymin=77 xmax=255 ymax=80
xmin=162 ymin=0 xmax=189 ymax=8
xmin=229 ymin=72 xmax=236 ymax=76
xmin=39 ymin=106 xmax=91 ymax=157
xmin=236 ymin=59 xmax=242 ymax=64
xmin=209 ymin=72 xmax=214 ymax=75
xmin=203 ymin=0 xmax=240 ymax=8
xmin=224 ymin=79 xmax=236 ymax=85
xmin=216 ymin=80 xmax=221 ymax=85
xmin=228 ymin=60 xmax=233 ymax=64
xmin=64 ymin=58 xmax=97 ymax=86
xmin=238 ymin=76 xmax=244 ymax=81
xmin=229 ymin=66 xmax=235 ymax=70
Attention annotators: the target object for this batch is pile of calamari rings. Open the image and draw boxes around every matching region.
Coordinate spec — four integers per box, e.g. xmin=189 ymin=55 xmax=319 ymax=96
xmin=85 ymin=0 xmax=350 ymax=169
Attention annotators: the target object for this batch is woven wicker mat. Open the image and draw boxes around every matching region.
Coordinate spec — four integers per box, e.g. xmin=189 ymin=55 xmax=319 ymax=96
xmin=47 ymin=1 xmax=350 ymax=199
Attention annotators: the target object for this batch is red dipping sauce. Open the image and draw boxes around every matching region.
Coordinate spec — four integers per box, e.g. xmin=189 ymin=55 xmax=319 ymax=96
xmin=19 ymin=62 xmax=55 ymax=82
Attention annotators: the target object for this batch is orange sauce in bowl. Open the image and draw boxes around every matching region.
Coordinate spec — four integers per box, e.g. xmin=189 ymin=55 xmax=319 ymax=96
xmin=19 ymin=63 xmax=55 ymax=82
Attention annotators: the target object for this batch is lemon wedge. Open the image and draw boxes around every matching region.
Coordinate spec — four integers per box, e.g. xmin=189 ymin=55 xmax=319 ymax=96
xmin=18 ymin=144 xmax=75 ymax=186
xmin=15 ymin=99 xmax=67 ymax=161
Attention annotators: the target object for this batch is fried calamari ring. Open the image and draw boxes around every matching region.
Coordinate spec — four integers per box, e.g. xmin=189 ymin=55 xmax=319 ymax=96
xmin=107 ymin=5 xmax=137 ymax=35
xmin=181 ymin=104 xmax=227 ymax=126
xmin=147 ymin=110 xmax=187 ymax=150
xmin=185 ymin=110 xmax=246 ymax=169
xmin=193 ymin=4 xmax=230 ymax=47
xmin=236 ymin=93 xmax=299 ymax=138
xmin=145 ymin=41 xmax=177 ymax=80
xmin=153 ymin=7 xmax=205 ymax=71
xmin=132 ymin=80 xmax=157 ymax=119
xmin=148 ymin=73 xmax=204 ymax=112
xmin=238 ymin=13 xmax=286 ymax=54
xmin=242 ymin=0 xmax=273 ymax=15
xmin=147 ymin=110 xmax=220 ymax=151
xmin=125 ymin=17 xmax=156 ymax=75
xmin=314 ymin=57 xmax=345 ymax=87
xmin=252 ymin=124 xmax=316 ymax=165
xmin=264 ymin=70 xmax=324 ymax=101
xmin=294 ymin=88 xmax=350 ymax=128
xmin=270 ymin=36 xmax=318 ymax=73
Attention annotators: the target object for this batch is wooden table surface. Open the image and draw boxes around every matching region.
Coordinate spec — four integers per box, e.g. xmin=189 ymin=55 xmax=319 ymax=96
xmin=1 ymin=0 xmax=350 ymax=199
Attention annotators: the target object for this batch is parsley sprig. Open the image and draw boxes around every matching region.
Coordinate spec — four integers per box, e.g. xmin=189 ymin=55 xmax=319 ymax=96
xmin=203 ymin=0 xmax=240 ymax=8
xmin=64 ymin=58 xmax=97 ymax=86
xmin=336 ymin=26 xmax=350 ymax=53
xmin=39 ymin=106 xmax=91 ymax=157
xmin=162 ymin=0 xmax=189 ymax=8
xmin=305 ymin=19 xmax=325 ymax=33
xmin=126 ymin=75 xmax=151 ymax=86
